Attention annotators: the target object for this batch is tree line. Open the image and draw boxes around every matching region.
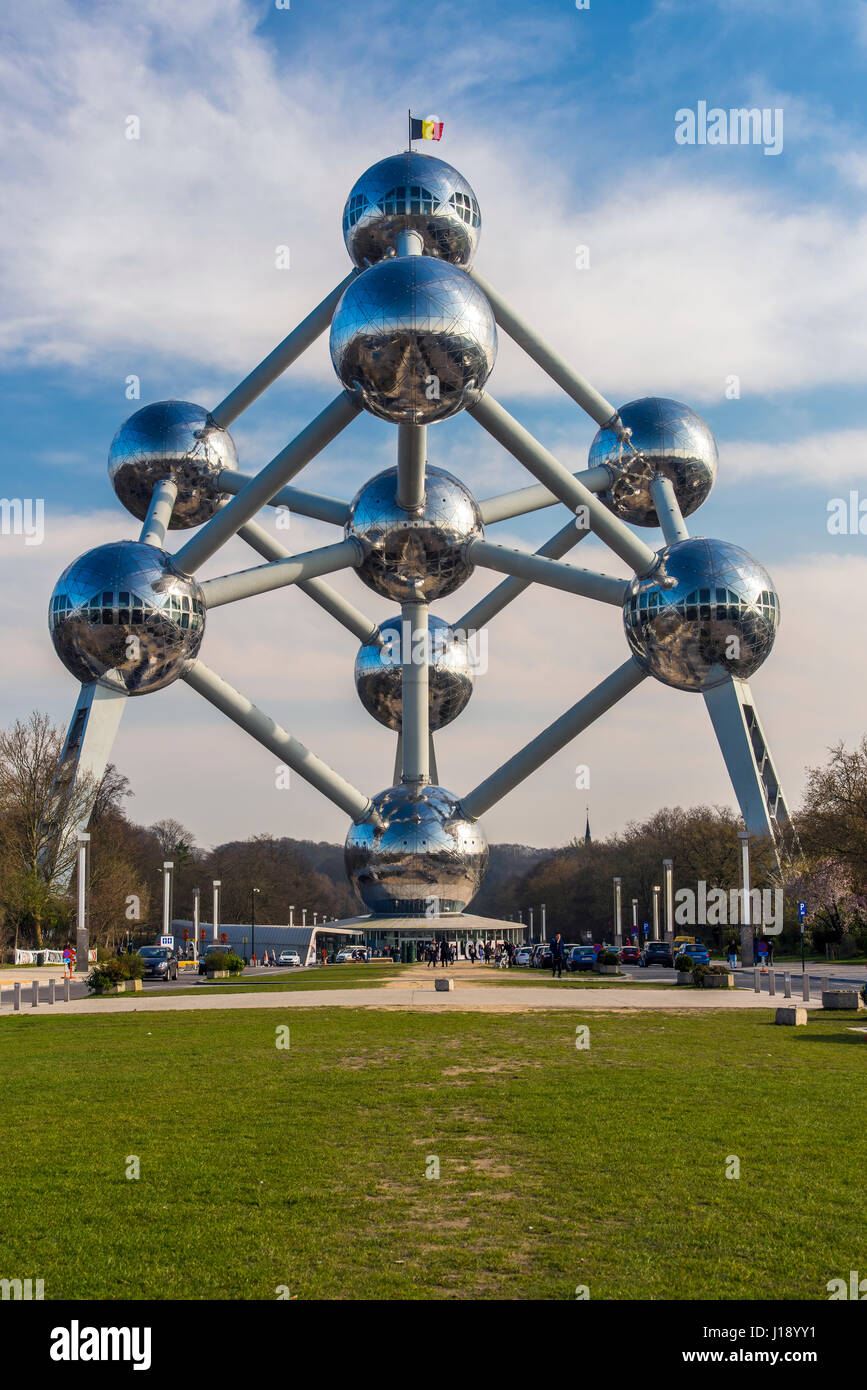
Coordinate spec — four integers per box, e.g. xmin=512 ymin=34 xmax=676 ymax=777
xmin=1 ymin=712 xmax=865 ymax=956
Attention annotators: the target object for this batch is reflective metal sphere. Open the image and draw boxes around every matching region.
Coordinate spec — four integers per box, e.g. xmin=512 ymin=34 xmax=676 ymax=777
xmin=623 ymin=539 xmax=779 ymax=692
xmin=355 ymin=615 xmax=475 ymax=730
xmin=345 ymin=784 xmax=488 ymax=915
xmin=108 ymin=401 xmax=238 ymax=528
xmin=49 ymin=541 xmax=205 ymax=694
xmin=329 ymin=256 xmax=497 ymax=424
xmin=342 ymin=152 xmax=481 ymax=267
xmin=590 ymin=398 xmax=718 ymax=527
xmin=346 ymin=465 xmax=483 ymax=601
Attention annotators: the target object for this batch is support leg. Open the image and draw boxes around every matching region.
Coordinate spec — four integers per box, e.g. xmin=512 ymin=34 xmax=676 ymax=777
xmin=139 ymin=478 xmax=178 ymax=547
xmin=401 ymin=600 xmax=429 ymax=783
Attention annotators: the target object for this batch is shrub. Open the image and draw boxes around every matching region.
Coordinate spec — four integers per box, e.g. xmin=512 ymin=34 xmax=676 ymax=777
xmin=223 ymin=953 xmax=245 ymax=974
xmin=597 ymin=949 xmax=619 ymax=966
xmin=674 ymin=953 xmax=693 ymax=971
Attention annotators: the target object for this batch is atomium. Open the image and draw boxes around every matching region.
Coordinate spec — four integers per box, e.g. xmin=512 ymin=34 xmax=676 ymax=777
xmin=591 ymin=397 xmax=718 ymax=528
xmin=109 ymin=400 xmax=238 ymax=528
xmin=345 ymin=464 xmax=483 ymax=601
xmin=329 ymin=255 xmax=497 ymax=424
xmin=342 ymin=151 xmax=481 ymax=268
xmin=344 ymin=783 xmax=488 ymax=915
xmin=623 ymin=539 xmax=779 ymax=692
xmin=49 ymin=541 xmax=205 ymax=694
xmin=355 ymin=614 xmax=475 ymax=730
xmin=44 ymin=144 xmax=793 ymax=931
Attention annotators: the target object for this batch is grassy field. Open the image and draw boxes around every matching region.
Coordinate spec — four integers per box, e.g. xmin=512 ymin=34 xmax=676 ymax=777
xmin=1 ymin=1006 xmax=864 ymax=1301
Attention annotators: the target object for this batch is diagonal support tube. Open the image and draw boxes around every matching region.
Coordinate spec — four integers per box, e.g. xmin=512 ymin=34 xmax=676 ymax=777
xmin=479 ymin=466 xmax=611 ymax=525
xmin=210 ymin=270 xmax=358 ymax=428
xmin=218 ymin=471 xmax=349 ymax=526
xmin=460 ymin=657 xmax=648 ymax=820
xmin=139 ymin=479 xmax=178 ymax=547
xmin=238 ymin=520 xmax=379 ymax=645
xmin=468 ymin=268 xmax=622 ymax=430
xmin=182 ymin=659 xmax=378 ymax=824
xmin=199 ymin=538 xmax=363 ymax=609
xmin=457 ymin=517 xmax=591 ymax=631
xmin=173 ymin=392 xmax=360 ymax=575
xmin=469 ymin=394 xmax=659 ymax=576
xmin=467 ymin=537 xmax=627 ymax=606
xmin=649 ymin=474 xmax=690 ymax=546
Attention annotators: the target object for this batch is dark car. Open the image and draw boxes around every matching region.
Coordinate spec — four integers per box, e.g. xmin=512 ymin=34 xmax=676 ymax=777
xmin=619 ymin=945 xmax=641 ymax=965
xmin=640 ymin=941 xmax=674 ymax=968
xmin=138 ymin=945 xmax=179 ymax=981
xmin=568 ymin=946 xmax=597 ymax=972
xmin=197 ymin=944 xmax=233 ymax=976
xmin=532 ymin=946 xmax=553 ymax=969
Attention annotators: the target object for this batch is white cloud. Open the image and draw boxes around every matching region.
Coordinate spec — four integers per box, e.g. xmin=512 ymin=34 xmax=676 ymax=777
xmin=2 ymin=0 xmax=867 ymax=413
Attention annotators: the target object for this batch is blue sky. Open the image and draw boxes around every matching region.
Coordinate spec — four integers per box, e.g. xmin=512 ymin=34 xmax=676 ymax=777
xmin=2 ymin=0 xmax=866 ymax=850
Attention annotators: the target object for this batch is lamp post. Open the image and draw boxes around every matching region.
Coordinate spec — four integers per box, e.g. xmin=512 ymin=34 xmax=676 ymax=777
xmin=289 ymin=905 xmax=294 ymax=927
xmin=250 ymin=886 xmax=260 ymax=963
xmin=738 ymin=831 xmax=753 ymax=967
xmin=540 ymin=903 xmax=547 ymax=942
xmin=652 ymin=885 xmax=661 ymax=942
xmin=162 ymin=862 xmax=174 ymax=938
xmin=662 ymin=860 xmax=674 ymax=944
xmin=631 ymin=897 xmax=638 ymax=944
xmin=192 ymin=888 xmax=200 ymax=961
xmin=613 ymin=877 xmax=622 ymax=945
xmin=76 ymin=831 xmax=90 ymax=973
xmin=302 ymin=908 xmax=307 ymax=927
xmin=212 ymin=880 xmax=221 ymax=943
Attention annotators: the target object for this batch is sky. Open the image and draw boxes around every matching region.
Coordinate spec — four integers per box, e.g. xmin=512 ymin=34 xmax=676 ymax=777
xmin=1 ymin=0 xmax=866 ymax=851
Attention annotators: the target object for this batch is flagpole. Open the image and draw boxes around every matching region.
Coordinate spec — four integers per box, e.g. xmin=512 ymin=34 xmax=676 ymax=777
xmin=408 ymin=107 xmax=411 ymax=152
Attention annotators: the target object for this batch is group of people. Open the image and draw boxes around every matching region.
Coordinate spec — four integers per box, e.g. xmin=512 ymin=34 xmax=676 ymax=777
xmin=725 ymin=939 xmax=774 ymax=970
xmin=424 ymin=940 xmax=518 ymax=968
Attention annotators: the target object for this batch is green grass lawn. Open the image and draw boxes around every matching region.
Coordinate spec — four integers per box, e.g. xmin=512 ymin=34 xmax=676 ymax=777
xmin=141 ymin=961 xmax=408 ymax=998
xmin=1 ymin=1006 xmax=864 ymax=1301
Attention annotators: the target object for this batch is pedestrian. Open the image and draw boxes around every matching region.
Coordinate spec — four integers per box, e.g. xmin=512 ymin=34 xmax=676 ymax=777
xmin=756 ymin=937 xmax=768 ymax=972
xmin=766 ymin=938 xmax=774 ymax=966
xmin=550 ymin=932 xmax=565 ymax=979
xmin=726 ymin=939 xmax=737 ymax=969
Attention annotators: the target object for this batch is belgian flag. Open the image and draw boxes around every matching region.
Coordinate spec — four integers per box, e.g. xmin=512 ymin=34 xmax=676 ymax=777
xmin=410 ymin=115 xmax=444 ymax=142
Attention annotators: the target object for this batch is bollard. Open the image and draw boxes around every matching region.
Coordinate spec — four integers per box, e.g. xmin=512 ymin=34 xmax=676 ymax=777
xmin=63 ymin=976 xmax=70 ymax=1003
xmin=783 ymin=972 xmax=791 ymax=999
xmin=13 ymin=982 xmax=20 ymax=1012
xmin=768 ymin=970 xmax=776 ymax=997
xmin=802 ymin=971 xmax=810 ymax=1002
xmin=31 ymin=979 xmax=39 ymax=1007
xmin=48 ymin=978 xmax=55 ymax=1005
xmin=754 ymin=966 xmax=761 ymax=993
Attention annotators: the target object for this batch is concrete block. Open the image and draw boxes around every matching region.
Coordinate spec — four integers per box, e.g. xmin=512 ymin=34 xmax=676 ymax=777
xmin=821 ymin=990 xmax=864 ymax=1011
xmin=775 ymin=1007 xmax=808 ymax=1026
xmin=434 ymin=977 xmax=454 ymax=992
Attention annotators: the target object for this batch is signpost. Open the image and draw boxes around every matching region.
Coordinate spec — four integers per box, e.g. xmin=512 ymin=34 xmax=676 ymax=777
xmin=159 ymin=935 xmax=174 ymax=949
xmin=798 ymin=900 xmax=807 ymax=973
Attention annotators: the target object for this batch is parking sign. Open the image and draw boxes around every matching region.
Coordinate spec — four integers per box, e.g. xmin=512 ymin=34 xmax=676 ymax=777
xmin=159 ymin=935 xmax=174 ymax=948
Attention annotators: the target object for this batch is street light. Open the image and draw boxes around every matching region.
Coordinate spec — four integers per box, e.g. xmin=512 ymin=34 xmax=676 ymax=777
xmin=251 ymin=887 xmax=260 ymax=963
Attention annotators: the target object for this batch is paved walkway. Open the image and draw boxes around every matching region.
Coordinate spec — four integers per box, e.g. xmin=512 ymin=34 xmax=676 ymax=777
xmin=0 ymin=981 xmax=825 ymax=1017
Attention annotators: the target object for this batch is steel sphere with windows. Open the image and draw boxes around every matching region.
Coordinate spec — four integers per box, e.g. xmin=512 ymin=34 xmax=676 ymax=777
xmin=345 ymin=465 xmax=483 ymax=601
xmin=590 ymin=397 xmax=718 ymax=527
xmin=329 ymin=256 xmax=497 ymax=424
xmin=623 ymin=539 xmax=779 ymax=692
xmin=344 ymin=784 xmax=488 ymax=915
xmin=355 ymin=614 xmax=475 ymax=730
xmin=108 ymin=400 xmax=238 ymax=528
xmin=342 ymin=152 xmax=481 ymax=267
xmin=49 ymin=541 xmax=206 ymax=694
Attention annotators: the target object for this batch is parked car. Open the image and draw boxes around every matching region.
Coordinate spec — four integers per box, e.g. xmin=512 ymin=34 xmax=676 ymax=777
xmin=138 ymin=945 xmax=179 ymax=980
xmin=514 ymin=947 xmax=533 ymax=967
xmin=568 ymin=946 xmax=597 ymax=972
xmin=276 ymin=950 xmax=301 ymax=967
xmin=619 ymin=945 xmax=641 ymax=965
xmin=640 ymin=941 xmax=674 ymax=968
xmin=532 ymin=946 xmax=553 ymax=969
xmin=335 ymin=948 xmax=365 ymax=962
xmin=197 ymin=943 xmax=233 ymax=976
xmin=676 ymin=941 xmax=711 ymax=967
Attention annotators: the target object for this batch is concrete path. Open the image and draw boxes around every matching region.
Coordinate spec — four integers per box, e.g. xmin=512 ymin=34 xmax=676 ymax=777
xmin=0 ymin=982 xmax=825 ymax=1017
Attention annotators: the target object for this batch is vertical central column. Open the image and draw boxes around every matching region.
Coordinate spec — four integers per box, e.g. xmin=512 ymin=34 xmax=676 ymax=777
xmin=401 ymin=599 xmax=429 ymax=783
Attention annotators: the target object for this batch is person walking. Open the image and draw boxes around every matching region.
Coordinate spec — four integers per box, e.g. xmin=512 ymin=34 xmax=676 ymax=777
xmin=726 ymin=939 xmax=738 ymax=970
xmin=550 ymin=932 xmax=565 ymax=979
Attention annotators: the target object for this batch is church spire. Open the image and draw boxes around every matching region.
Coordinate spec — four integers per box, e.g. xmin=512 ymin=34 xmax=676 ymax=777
xmin=584 ymin=807 xmax=591 ymax=844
